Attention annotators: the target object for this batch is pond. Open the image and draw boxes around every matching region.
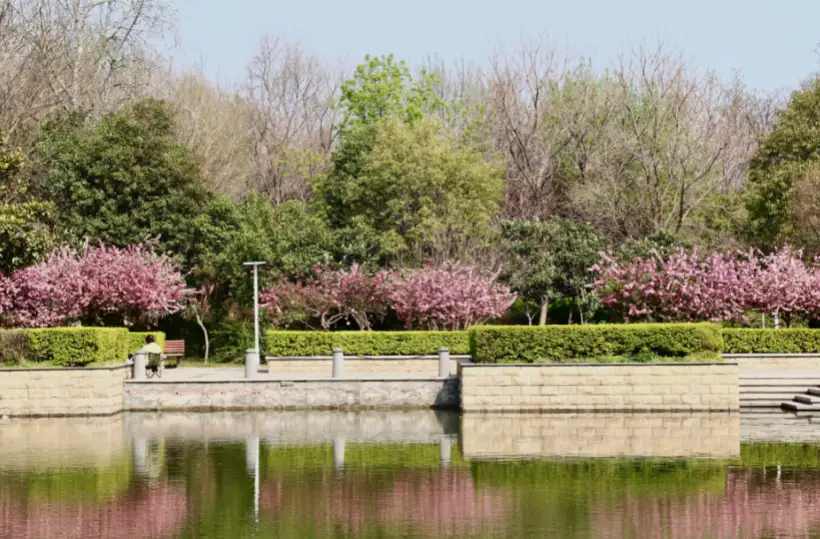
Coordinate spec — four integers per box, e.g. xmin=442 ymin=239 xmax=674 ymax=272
xmin=1 ymin=410 xmax=819 ymax=538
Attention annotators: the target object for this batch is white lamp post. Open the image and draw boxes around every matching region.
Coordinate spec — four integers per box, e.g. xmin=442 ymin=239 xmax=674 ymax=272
xmin=243 ymin=261 xmax=266 ymax=353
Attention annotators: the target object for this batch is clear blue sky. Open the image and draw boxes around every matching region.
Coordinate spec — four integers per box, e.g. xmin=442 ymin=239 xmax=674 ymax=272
xmin=175 ymin=0 xmax=820 ymax=92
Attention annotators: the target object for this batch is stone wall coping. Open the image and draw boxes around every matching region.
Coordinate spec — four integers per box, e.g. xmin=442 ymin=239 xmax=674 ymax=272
xmin=265 ymin=355 xmax=471 ymax=361
xmin=0 ymin=363 xmax=130 ymax=373
xmin=125 ymin=376 xmax=455 ymax=384
xmin=458 ymin=360 xmax=736 ymax=368
xmin=723 ymin=353 xmax=820 ymax=358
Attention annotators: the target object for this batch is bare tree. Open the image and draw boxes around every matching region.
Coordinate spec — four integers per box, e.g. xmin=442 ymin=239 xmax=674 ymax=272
xmin=243 ymin=36 xmax=340 ymax=204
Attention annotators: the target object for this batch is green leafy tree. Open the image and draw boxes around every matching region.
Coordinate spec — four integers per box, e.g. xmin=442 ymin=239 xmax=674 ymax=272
xmin=502 ymin=219 xmax=606 ymax=325
xmin=31 ymin=99 xmax=212 ymax=260
xmin=0 ymin=130 xmax=54 ymax=274
xmin=321 ymin=117 xmax=503 ymax=264
xmin=746 ymin=80 xmax=820 ymax=249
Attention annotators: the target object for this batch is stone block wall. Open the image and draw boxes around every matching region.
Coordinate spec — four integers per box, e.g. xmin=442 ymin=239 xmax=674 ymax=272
xmin=0 ymin=365 xmax=130 ymax=417
xmin=124 ymin=377 xmax=459 ymax=411
xmin=266 ymin=357 xmax=459 ymax=375
xmin=459 ymin=362 xmax=739 ymax=412
xmin=461 ymin=413 xmax=739 ymax=459
xmin=725 ymin=353 xmax=820 ymax=372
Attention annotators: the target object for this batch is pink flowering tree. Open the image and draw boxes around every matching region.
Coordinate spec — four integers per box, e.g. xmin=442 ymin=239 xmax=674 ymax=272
xmin=1 ymin=242 xmax=192 ymax=327
xmin=390 ymin=264 xmax=516 ymax=330
xmin=262 ymin=264 xmax=393 ymax=330
xmin=592 ymin=246 xmax=820 ymax=326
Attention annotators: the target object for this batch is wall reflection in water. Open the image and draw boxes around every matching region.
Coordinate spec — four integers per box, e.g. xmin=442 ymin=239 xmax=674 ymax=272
xmin=2 ymin=410 xmax=820 ymax=539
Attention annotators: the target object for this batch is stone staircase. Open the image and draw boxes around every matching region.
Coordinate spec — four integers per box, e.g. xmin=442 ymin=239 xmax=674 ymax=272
xmin=740 ymin=372 xmax=820 ymax=411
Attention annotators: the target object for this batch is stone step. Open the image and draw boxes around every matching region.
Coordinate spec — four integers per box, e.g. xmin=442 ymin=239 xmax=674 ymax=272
xmin=795 ymin=395 xmax=820 ymax=405
xmin=781 ymin=401 xmax=820 ymax=412
xmin=740 ymin=384 xmax=812 ymax=395
xmin=741 ymin=379 xmax=820 ymax=386
xmin=743 ymin=400 xmax=798 ymax=408
xmin=742 ymin=395 xmax=810 ymax=403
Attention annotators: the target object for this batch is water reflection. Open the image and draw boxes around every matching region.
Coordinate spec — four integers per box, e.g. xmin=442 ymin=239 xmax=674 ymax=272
xmin=0 ymin=411 xmax=819 ymax=538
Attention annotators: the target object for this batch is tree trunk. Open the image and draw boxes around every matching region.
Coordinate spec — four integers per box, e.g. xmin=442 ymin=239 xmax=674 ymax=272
xmin=195 ymin=314 xmax=209 ymax=364
xmin=538 ymin=295 xmax=549 ymax=326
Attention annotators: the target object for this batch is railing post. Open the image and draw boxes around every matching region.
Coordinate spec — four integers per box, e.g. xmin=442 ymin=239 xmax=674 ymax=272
xmin=334 ymin=436 xmax=346 ymax=471
xmin=245 ymin=348 xmax=260 ymax=379
xmin=133 ymin=350 xmax=147 ymax=380
xmin=438 ymin=347 xmax=450 ymax=377
xmin=440 ymin=436 xmax=452 ymax=469
xmin=332 ymin=348 xmax=344 ymax=378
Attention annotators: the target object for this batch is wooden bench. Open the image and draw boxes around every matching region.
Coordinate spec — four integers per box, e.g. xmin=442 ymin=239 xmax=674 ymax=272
xmin=164 ymin=340 xmax=185 ymax=368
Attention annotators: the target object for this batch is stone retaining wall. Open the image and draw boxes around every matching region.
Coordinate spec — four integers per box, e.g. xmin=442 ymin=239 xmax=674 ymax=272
xmin=0 ymin=364 xmax=130 ymax=417
xmin=459 ymin=362 xmax=739 ymax=412
xmin=124 ymin=377 xmax=459 ymax=411
xmin=266 ymin=357 xmax=460 ymax=375
xmin=726 ymin=353 xmax=820 ymax=372
xmin=461 ymin=412 xmax=739 ymax=459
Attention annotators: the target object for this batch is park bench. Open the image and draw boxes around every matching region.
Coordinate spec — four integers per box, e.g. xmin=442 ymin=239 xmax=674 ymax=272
xmin=164 ymin=340 xmax=185 ymax=368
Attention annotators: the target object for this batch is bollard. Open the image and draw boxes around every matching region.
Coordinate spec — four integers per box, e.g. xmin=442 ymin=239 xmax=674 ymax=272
xmin=133 ymin=436 xmax=148 ymax=475
xmin=438 ymin=347 xmax=450 ymax=378
xmin=333 ymin=437 xmax=346 ymax=471
xmin=245 ymin=436 xmax=259 ymax=476
xmin=133 ymin=350 xmax=147 ymax=380
xmin=440 ymin=437 xmax=452 ymax=469
xmin=332 ymin=348 xmax=344 ymax=378
xmin=245 ymin=348 xmax=260 ymax=379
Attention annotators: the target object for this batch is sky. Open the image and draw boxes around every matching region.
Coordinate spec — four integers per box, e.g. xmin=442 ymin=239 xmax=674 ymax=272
xmin=174 ymin=0 xmax=820 ymax=93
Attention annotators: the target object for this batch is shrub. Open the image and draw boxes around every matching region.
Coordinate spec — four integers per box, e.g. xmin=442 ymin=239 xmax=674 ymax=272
xmin=127 ymin=331 xmax=166 ymax=354
xmin=266 ymin=330 xmax=470 ymax=356
xmin=0 ymin=330 xmax=32 ymax=365
xmin=469 ymin=323 xmax=723 ymax=363
xmin=25 ymin=327 xmax=128 ymax=367
xmin=723 ymin=328 xmax=820 ymax=354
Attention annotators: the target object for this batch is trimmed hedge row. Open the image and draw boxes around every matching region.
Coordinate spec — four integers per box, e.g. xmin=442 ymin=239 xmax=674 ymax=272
xmin=127 ymin=331 xmax=166 ymax=354
xmin=26 ymin=328 xmax=129 ymax=367
xmin=0 ymin=328 xmax=134 ymax=367
xmin=266 ymin=330 xmax=470 ymax=356
xmin=469 ymin=323 xmax=723 ymax=363
xmin=722 ymin=328 xmax=820 ymax=354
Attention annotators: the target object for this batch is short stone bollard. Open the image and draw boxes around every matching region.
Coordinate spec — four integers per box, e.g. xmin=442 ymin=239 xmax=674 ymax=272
xmin=440 ymin=437 xmax=452 ymax=469
xmin=438 ymin=347 xmax=450 ymax=378
xmin=333 ymin=437 xmax=346 ymax=471
xmin=133 ymin=350 xmax=147 ymax=380
xmin=332 ymin=348 xmax=344 ymax=378
xmin=245 ymin=348 xmax=260 ymax=379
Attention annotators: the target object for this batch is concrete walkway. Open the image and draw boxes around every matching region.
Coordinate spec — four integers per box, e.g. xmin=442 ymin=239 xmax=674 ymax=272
xmin=157 ymin=367 xmax=448 ymax=382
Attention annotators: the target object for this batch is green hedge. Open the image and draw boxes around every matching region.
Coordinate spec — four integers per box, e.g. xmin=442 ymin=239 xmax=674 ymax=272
xmin=469 ymin=323 xmax=723 ymax=363
xmin=25 ymin=328 xmax=129 ymax=367
xmin=266 ymin=331 xmax=470 ymax=356
xmin=127 ymin=331 xmax=166 ymax=354
xmin=723 ymin=328 xmax=820 ymax=354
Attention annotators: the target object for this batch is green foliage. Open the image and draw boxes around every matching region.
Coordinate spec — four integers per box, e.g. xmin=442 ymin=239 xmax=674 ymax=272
xmin=210 ymin=317 xmax=258 ymax=363
xmin=0 ymin=330 xmax=32 ymax=365
xmin=723 ymin=328 xmax=820 ymax=353
xmin=502 ymin=218 xmax=606 ymax=322
xmin=127 ymin=331 xmax=166 ymax=354
xmin=741 ymin=443 xmax=820 ymax=468
xmin=266 ymin=330 xmax=470 ymax=356
xmin=469 ymin=323 xmax=723 ymax=363
xmin=0 ymin=201 xmax=54 ymax=274
xmin=266 ymin=443 xmax=465 ymax=471
xmin=25 ymin=327 xmax=128 ymax=367
xmin=31 ymin=99 xmax=211 ymax=260
xmin=316 ymin=117 xmax=502 ymax=264
xmin=745 ymin=80 xmax=820 ymax=248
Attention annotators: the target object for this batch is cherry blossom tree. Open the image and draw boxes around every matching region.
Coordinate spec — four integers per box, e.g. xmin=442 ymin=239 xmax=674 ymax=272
xmin=1 ymin=242 xmax=192 ymax=327
xmin=262 ymin=264 xmax=393 ymax=330
xmin=593 ymin=246 xmax=820 ymax=326
xmin=390 ymin=264 xmax=516 ymax=330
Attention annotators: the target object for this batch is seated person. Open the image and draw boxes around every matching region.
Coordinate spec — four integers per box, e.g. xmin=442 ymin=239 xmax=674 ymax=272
xmin=142 ymin=335 xmax=163 ymax=355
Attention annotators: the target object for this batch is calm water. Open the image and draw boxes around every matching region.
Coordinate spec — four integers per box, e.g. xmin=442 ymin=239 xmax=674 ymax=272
xmin=1 ymin=411 xmax=820 ymax=539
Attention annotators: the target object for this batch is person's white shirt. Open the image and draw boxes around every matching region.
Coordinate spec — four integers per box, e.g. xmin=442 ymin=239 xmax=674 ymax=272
xmin=141 ymin=342 xmax=162 ymax=355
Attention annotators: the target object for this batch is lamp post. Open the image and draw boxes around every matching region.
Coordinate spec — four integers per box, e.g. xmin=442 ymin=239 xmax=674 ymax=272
xmin=243 ymin=261 xmax=266 ymax=353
